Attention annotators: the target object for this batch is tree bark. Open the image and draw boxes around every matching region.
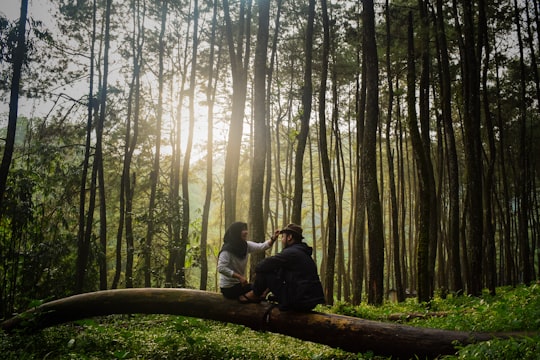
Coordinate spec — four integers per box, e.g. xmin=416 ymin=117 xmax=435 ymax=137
xmin=513 ymin=0 xmax=532 ymax=285
xmin=0 ymin=0 xmax=27 ymax=211
xmin=167 ymin=0 xmax=189 ymax=288
xmin=223 ymin=0 xmax=252 ymax=227
xmin=145 ymin=0 xmax=168 ymax=287
xmin=435 ymin=0 xmax=462 ymax=295
xmin=385 ymin=0 xmax=404 ymax=303
xmin=417 ymin=0 xmax=438 ymax=301
xmin=291 ymin=0 xmax=315 ymax=224
xmin=75 ymin=0 xmax=96 ymax=294
xmin=175 ymin=0 xmax=199 ymax=288
xmin=1 ymin=289 xmax=531 ymax=359
xmin=460 ymin=0 xmax=484 ymax=296
xmin=113 ymin=0 xmax=144 ymax=289
xmin=318 ymin=0 xmax=336 ymax=306
xmin=200 ymin=0 xmax=219 ymax=290
xmin=248 ymin=0 xmax=270 ymax=277
xmin=407 ymin=11 xmax=431 ymax=303
xmin=363 ymin=0 xmax=384 ymax=305
xmin=352 ymin=6 xmax=367 ymax=305
xmin=97 ymin=0 xmax=113 ymax=291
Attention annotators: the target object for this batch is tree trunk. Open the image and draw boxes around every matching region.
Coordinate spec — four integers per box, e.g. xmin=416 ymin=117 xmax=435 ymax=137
xmin=479 ymin=0 xmax=496 ymax=295
xmin=75 ymin=0 xmax=96 ymax=294
xmin=319 ymin=0 xmax=336 ymax=306
xmin=176 ymin=0 xmax=199 ymax=288
xmin=332 ymin=67 xmax=348 ymax=301
xmin=248 ymin=0 xmax=270 ymax=276
xmin=407 ymin=11 xmax=431 ymax=303
xmin=513 ymin=0 xmax=532 ymax=285
xmin=385 ymin=0 xmax=405 ymax=303
xmin=0 ymin=0 xmax=27 ymax=211
xmin=352 ymin=9 xmax=367 ymax=305
xmin=97 ymin=0 xmax=113 ymax=291
xmin=1 ymin=289 xmax=530 ymax=359
xmin=435 ymin=0 xmax=463 ymax=295
xmin=0 ymin=0 xmax=28 ymax=318
xmin=200 ymin=0 xmax=219 ymax=290
xmin=125 ymin=0 xmax=144 ymax=288
xmin=363 ymin=0 xmax=384 ymax=305
xmin=291 ymin=0 xmax=314 ymax=225
xmin=223 ymin=0 xmax=252 ymax=227
xmin=167 ymin=0 xmax=189 ymax=288
xmin=266 ymin=0 xmax=283 ymax=236
xmin=494 ymin=46 xmax=514 ymax=286
xmin=113 ymin=0 xmax=144 ymax=290
xmin=418 ymin=0 xmax=438 ymax=300
xmin=460 ymin=0 xmax=484 ymax=296
xmin=145 ymin=0 xmax=168 ymax=287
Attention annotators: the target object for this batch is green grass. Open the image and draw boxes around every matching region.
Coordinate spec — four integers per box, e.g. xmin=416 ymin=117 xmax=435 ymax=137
xmin=1 ymin=284 xmax=539 ymax=359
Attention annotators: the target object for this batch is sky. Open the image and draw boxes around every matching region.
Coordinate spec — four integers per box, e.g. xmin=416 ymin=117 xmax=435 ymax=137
xmin=1 ymin=0 xmax=56 ymax=119
xmin=1 ymin=0 xmax=222 ymax=161
xmin=1 ymin=0 xmax=50 ymax=21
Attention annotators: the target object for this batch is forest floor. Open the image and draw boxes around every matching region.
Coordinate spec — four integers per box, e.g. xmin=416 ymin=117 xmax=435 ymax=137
xmin=1 ymin=284 xmax=539 ymax=359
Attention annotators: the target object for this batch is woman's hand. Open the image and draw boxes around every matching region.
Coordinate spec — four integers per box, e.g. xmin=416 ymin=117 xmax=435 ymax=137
xmin=270 ymin=229 xmax=280 ymax=244
xmin=239 ymin=275 xmax=248 ymax=286
xmin=234 ymin=273 xmax=248 ymax=285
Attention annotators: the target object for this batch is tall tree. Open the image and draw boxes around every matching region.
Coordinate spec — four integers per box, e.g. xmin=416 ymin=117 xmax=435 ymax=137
xmin=75 ymin=0 xmax=97 ymax=294
xmin=435 ymin=0 xmax=462 ymax=294
xmin=0 ymin=0 xmax=27 ymax=212
xmin=460 ymin=0 xmax=484 ymax=296
xmin=124 ymin=0 xmax=145 ymax=289
xmin=352 ymin=1 xmax=367 ymax=305
xmin=291 ymin=0 xmax=315 ymax=224
xmin=200 ymin=0 xmax=219 ymax=290
xmin=248 ymin=0 xmax=270 ymax=276
xmin=175 ymin=0 xmax=200 ymax=288
xmin=167 ymin=0 xmax=190 ymax=288
xmin=223 ymin=0 xmax=252 ymax=227
xmin=363 ymin=0 xmax=384 ymax=305
xmin=479 ymin=0 xmax=496 ymax=295
xmin=96 ymin=0 xmax=113 ymax=290
xmin=319 ymin=0 xmax=336 ymax=306
xmin=513 ymin=0 xmax=532 ymax=284
xmin=417 ymin=0 xmax=437 ymax=301
xmin=144 ymin=0 xmax=168 ymax=287
xmin=264 ymin=0 xmax=283 ymax=240
xmin=112 ymin=0 xmax=145 ymax=290
xmin=407 ymin=11 xmax=431 ymax=303
xmin=385 ymin=0 xmax=404 ymax=303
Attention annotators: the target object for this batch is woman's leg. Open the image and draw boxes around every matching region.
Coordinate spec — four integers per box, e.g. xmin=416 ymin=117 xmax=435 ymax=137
xmin=221 ymin=283 xmax=252 ymax=299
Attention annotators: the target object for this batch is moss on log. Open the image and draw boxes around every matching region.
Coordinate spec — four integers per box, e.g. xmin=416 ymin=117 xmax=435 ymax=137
xmin=0 ymin=288 xmax=529 ymax=359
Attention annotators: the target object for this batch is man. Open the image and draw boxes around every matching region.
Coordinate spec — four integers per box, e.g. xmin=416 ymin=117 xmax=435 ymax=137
xmin=241 ymin=224 xmax=325 ymax=311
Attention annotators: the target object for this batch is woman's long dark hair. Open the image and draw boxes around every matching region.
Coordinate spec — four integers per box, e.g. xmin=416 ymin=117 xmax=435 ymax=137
xmin=219 ymin=222 xmax=248 ymax=258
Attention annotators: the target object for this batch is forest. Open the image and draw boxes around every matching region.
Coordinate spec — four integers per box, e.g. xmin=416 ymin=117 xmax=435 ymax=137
xmin=0 ymin=0 xmax=539 ymax=322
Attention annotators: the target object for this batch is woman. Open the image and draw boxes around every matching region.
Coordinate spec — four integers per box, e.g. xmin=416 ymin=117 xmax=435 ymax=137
xmin=217 ymin=221 xmax=276 ymax=302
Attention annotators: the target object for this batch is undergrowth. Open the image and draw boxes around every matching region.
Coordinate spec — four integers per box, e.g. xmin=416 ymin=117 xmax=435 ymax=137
xmin=1 ymin=284 xmax=539 ymax=359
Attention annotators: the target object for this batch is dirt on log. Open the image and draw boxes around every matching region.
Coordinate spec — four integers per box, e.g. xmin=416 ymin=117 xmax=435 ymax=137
xmin=0 ymin=288 xmax=528 ymax=359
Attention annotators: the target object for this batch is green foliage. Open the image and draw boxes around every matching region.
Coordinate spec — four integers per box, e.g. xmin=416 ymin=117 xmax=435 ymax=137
xmin=410 ymin=285 xmax=540 ymax=332
xmin=329 ymin=285 xmax=540 ymax=333
xmin=0 ymin=315 xmax=369 ymax=360
xmin=451 ymin=336 xmax=540 ymax=360
xmin=1 ymin=285 xmax=538 ymax=359
xmin=328 ymin=285 xmax=540 ymax=359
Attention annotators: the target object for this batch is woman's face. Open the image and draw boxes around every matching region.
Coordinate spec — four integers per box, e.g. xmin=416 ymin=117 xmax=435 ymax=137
xmin=241 ymin=228 xmax=248 ymax=241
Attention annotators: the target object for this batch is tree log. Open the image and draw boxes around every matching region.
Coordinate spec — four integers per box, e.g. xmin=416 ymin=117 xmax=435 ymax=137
xmin=0 ymin=288 xmax=529 ymax=359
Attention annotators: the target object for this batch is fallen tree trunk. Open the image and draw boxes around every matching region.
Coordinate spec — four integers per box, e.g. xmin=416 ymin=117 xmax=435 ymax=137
xmin=0 ymin=288 xmax=529 ymax=359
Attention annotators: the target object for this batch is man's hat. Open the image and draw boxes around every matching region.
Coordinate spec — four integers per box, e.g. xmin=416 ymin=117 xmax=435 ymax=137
xmin=279 ymin=223 xmax=304 ymax=239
